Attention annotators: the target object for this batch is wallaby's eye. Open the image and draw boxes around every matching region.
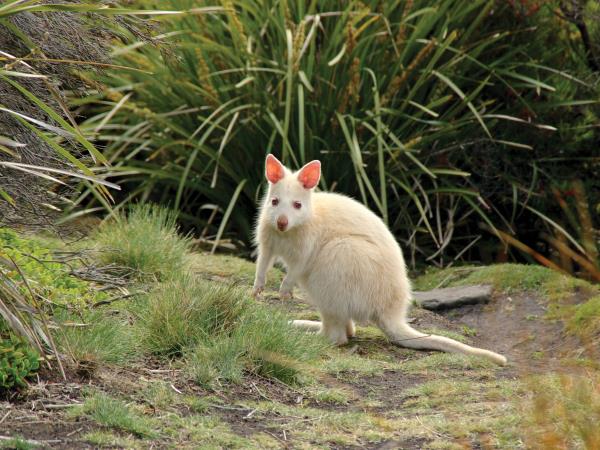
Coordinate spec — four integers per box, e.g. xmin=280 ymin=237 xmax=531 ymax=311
xmin=293 ymin=201 xmax=302 ymax=210
xmin=271 ymin=198 xmax=279 ymax=207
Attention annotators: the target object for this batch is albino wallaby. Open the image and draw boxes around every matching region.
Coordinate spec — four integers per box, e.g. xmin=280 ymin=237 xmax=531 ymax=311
xmin=253 ymin=154 xmax=507 ymax=366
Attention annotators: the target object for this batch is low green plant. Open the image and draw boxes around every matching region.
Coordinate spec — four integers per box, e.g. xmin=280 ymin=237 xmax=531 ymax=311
xmin=94 ymin=204 xmax=192 ymax=281
xmin=0 ymin=436 xmax=37 ymax=450
xmin=1 ymin=228 xmax=104 ymax=307
xmin=55 ymin=310 xmax=137 ymax=369
xmin=567 ymin=294 xmax=600 ymax=341
xmin=0 ymin=333 xmax=39 ymax=390
xmin=73 ymin=391 xmax=158 ymax=438
xmin=413 ymin=263 xmax=595 ymax=301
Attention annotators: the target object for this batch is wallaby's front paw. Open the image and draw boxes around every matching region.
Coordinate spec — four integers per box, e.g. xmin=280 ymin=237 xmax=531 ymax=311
xmin=279 ymin=288 xmax=293 ymax=300
xmin=252 ymin=284 xmax=264 ymax=298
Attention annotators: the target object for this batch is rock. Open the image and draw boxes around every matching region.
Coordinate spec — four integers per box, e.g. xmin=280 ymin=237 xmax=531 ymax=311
xmin=413 ymin=284 xmax=493 ymax=310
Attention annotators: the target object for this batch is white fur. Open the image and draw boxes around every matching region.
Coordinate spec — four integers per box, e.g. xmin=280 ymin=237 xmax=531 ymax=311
xmin=253 ymin=157 xmax=507 ymax=366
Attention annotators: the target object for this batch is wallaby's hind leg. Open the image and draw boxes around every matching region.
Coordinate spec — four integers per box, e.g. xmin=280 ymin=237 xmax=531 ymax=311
xmin=346 ymin=320 xmax=356 ymax=339
xmin=292 ymin=317 xmax=354 ymax=346
xmin=321 ymin=314 xmax=349 ymax=345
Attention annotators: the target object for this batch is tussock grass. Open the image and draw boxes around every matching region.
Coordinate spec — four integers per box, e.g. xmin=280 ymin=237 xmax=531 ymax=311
xmin=56 ymin=310 xmax=137 ymax=368
xmin=73 ymin=391 xmax=157 ymax=438
xmin=135 ymin=272 xmax=327 ymax=385
xmin=94 ymin=204 xmax=192 ymax=281
xmin=135 ymin=274 xmax=248 ymax=357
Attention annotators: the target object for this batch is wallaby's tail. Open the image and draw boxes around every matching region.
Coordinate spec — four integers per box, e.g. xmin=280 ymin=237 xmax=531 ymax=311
xmin=379 ymin=317 xmax=507 ymax=366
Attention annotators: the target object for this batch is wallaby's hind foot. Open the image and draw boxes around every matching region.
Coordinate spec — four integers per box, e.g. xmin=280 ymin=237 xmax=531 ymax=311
xmin=292 ymin=317 xmax=351 ymax=346
xmin=346 ymin=320 xmax=356 ymax=339
xmin=291 ymin=319 xmax=321 ymax=332
xmin=378 ymin=315 xmax=507 ymax=366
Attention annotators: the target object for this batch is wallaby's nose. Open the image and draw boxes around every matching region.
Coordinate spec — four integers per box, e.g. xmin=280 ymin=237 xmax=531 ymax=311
xmin=277 ymin=215 xmax=288 ymax=231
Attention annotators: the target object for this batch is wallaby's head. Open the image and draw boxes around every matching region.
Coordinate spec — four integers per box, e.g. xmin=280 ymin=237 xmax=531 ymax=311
xmin=263 ymin=154 xmax=320 ymax=233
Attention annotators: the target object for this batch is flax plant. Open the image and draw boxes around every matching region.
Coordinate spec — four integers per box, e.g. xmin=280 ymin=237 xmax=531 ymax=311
xmin=76 ymin=0 xmax=591 ymax=265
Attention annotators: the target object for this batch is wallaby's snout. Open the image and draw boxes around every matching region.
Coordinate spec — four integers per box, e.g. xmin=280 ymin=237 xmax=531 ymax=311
xmin=277 ymin=215 xmax=288 ymax=231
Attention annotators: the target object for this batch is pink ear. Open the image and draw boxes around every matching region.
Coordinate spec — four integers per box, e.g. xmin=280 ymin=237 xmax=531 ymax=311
xmin=265 ymin=154 xmax=285 ymax=184
xmin=297 ymin=160 xmax=321 ymax=189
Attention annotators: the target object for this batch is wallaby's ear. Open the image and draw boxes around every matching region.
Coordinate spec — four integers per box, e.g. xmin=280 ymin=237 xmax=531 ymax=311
xmin=265 ymin=154 xmax=285 ymax=184
xmin=297 ymin=160 xmax=321 ymax=190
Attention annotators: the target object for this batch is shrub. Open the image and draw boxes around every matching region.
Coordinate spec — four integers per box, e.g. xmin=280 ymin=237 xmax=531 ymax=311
xmin=0 ymin=228 xmax=106 ymax=307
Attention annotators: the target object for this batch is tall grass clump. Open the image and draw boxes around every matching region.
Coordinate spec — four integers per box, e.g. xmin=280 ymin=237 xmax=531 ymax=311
xmin=55 ymin=310 xmax=137 ymax=370
xmin=78 ymin=0 xmax=597 ymax=270
xmin=94 ymin=204 xmax=192 ymax=281
xmin=135 ymin=275 xmax=249 ymax=356
xmin=136 ymin=273 xmax=328 ymax=385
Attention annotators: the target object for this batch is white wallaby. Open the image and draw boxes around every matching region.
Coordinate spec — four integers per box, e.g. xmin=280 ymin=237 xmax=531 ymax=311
xmin=253 ymin=154 xmax=507 ymax=366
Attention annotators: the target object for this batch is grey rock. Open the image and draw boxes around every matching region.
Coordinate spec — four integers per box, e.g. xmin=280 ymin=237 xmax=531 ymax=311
xmin=413 ymin=284 xmax=493 ymax=310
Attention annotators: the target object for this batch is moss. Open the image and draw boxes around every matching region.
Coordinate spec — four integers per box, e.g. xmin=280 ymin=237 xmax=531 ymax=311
xmin=567 ymin=294 xmax=600 ymax=340
xmin=413 ymin=263 xmax=595 ymax=303
xmin=189 ymin=253 xmax=284 ymax=290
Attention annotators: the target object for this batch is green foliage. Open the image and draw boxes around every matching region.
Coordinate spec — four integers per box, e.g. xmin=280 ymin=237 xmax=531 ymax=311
xmin=0 ymin=228 xmax=104 ymax=307
xmin=136 ymin=272 xmax=327 ymax=385
xmin=73 ymin=391 xmax=158 ymax=438
xmin=78 ymin=0 xmax=597 ymax=268
xmin=0 ymin=333 xmax=39 ymax=390
xmin=94 ymin=204 xmax=192 ymax=281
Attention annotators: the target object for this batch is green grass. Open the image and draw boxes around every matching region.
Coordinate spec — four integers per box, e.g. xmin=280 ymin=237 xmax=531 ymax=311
xmin=309 ymin=386 xmax=352 ymax=405
xmin=524 ymin=373 xmax=600 ymax=449
xmin=135 ymin=274 xmax=249 ymax=357
xmin=190 ymin=253 xmax=284 ymax=290
xmin=83 ymin=431 xmax=141 ymax=449
xmin=135 ymin=271 xmax=327 ymax=386
xmin=567 ymin=294 xmax=600 ymax=340
xmin=73 ymin=391 xmax=157 ymax=438
xmin=55 ymin=310 xmax=137 ymax=368
xmin=398 ymin=352 xmax=497 ymax=375
xmin=0 ymin=436 xmax=37 ymax=450
xmin=94 ymin=204 xmax=192 ymax=281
